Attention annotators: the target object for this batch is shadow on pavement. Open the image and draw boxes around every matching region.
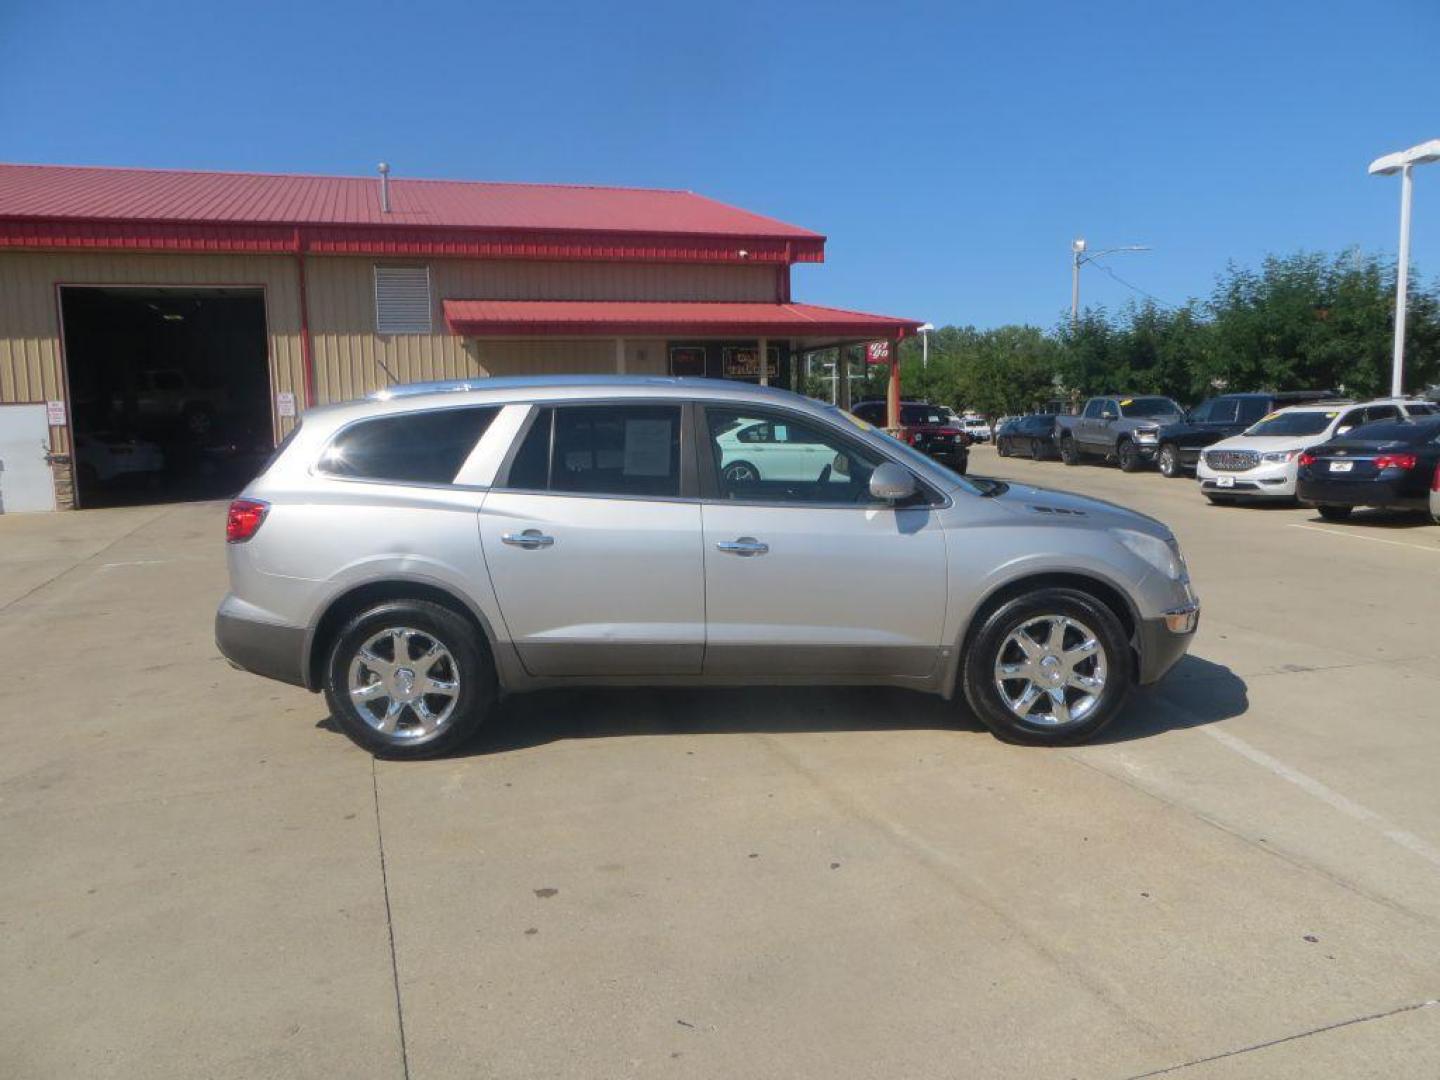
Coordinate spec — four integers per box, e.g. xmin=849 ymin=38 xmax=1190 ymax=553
xmin=1094 ymin=654 xmax=1248 ymax=744
xmin=318 ymin=652 xmax=1247 ymax=756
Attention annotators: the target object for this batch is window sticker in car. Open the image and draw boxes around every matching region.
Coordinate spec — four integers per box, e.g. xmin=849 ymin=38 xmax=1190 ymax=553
xmin=1120 ymin=399 xmax=1134 ymax=406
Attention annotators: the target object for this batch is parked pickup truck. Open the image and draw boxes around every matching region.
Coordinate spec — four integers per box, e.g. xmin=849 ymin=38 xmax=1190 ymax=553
xmin=1152 ymin=390 xmax=1332 ymax=478
xmin=1057 ymin=395 xmax=1185 ymax=471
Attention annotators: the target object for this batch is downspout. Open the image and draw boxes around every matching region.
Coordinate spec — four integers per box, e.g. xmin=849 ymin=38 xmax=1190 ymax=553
xmin=292 ymin=226 xmax=317 ymax=409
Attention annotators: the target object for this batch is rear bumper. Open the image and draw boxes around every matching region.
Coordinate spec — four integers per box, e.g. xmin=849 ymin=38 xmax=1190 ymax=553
xmin=1135 ymin=603 xmax=1199 ymax=684
xmin=215 ymin=595 xmax=309 ymax=689
xmin=1297 ymin=477 xmax=1425 ymax=510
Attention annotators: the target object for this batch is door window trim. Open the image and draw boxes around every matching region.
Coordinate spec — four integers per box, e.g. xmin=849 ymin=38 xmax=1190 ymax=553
xmin=491 ymin=398 xmax=699 ymax=503
xmin=693 ymin=402 xmax=946 ymax=509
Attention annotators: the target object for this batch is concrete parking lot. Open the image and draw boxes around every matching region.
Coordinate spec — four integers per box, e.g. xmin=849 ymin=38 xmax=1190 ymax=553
xmin=3 ymin=446 xmax=1439 ymax=1079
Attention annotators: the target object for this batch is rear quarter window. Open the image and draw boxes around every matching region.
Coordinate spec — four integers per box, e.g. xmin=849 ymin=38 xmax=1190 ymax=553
xmin=318 ymin=406 xmax=500 ymax=484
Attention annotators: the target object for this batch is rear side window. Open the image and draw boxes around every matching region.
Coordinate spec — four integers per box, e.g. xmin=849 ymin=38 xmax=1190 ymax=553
xmin=319 ymin=406 xmax=499 ymax=484
xmin=1207 ymin=399 xmax=1240 ymax=423
xmin=504 ymin=404 xmax=682 ymax=498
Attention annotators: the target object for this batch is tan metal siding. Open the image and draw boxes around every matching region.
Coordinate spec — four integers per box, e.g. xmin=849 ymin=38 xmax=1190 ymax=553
xmin=304 ymin=256 xmax=769 ymax=400
xmin=0 ymin=251 xmax=303 ymax=507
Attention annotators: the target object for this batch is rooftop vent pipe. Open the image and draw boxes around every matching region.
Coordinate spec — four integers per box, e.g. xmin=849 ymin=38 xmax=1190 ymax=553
xmin=377 ymin=162 xmax=391 ymax=213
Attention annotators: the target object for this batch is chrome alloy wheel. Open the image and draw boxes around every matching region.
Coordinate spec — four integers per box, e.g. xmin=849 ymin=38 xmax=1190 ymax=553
xmin=348 ymin=627 xmax=460 ymax=740
xmin=993 ymin=614 xmax=1107 ymax=727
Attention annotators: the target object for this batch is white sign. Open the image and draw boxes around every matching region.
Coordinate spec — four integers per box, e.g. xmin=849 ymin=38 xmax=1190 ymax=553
xmin=276 ymin=391 xmax=296 ymax=418
xmin=622 ymin=418 xmax=673 ymax=477
xmin=46 ymin=400 xmax=67 ymax=427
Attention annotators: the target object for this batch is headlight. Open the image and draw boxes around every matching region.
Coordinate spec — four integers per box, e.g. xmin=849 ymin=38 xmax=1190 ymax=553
xmin=1134 ymin=430 xmax=1158 ymax=442
xmin=1118 ymin=529 xmax=1186 ymax=581
xmin=1260 ymin=449 xmax=1299 ymax=463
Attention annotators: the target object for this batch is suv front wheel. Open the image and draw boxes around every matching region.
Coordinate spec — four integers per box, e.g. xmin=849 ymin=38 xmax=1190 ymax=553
xmin=961 ymin=587 xmax=1133 ymax=745
xmin=324 ymin=599 xmax=495 ymax=758
xmin=1059 ymin=436 xmax=1081 ymax=466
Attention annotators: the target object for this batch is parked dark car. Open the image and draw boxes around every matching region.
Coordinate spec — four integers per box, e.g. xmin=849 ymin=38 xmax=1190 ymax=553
xmin=1153 ymin=391 xmax=1332 ymax=478
xmin=1296 ymin=416 xmax=1440 ymax=521
xmin=850 ymin=400 xmax=970 ymax=473
xmin=997 ymin=414 xmax=1059 ymax=460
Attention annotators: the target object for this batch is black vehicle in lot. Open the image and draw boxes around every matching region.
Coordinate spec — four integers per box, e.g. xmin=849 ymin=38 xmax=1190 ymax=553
xmin=1154 ymin=390 xmax=1332 ymax=478
xmin=997 ymin=414 xmax=1059 ymax=459
xmin=1296 ymin=416 xmax=1440 ymax=521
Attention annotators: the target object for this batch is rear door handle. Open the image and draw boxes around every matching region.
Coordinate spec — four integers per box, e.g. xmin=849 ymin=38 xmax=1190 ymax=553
xmin=502 ymin=529 xmax=554 ymax=549
xmin=716 ymin=537 xmax=769 ymax=557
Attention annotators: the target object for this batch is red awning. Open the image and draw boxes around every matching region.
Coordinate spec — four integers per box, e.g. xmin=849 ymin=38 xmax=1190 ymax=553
xmin=442 ymin=300 xmax=923 ymax=340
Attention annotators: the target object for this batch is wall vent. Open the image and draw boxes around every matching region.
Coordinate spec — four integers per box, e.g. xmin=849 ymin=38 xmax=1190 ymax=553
xmin=374 ymin=266 xmax=432 ymax=334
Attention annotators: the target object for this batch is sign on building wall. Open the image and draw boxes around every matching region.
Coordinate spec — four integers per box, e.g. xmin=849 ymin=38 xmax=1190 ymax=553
xmin=722 ymin=346 xmax=779 ymax=379
xmin=669 ymin=346 xmax=707 ymax=377
xmin=276 ymin=391 xmax=296 ymax=418
xmin=45 ymin=400 xmax=67 ymax=426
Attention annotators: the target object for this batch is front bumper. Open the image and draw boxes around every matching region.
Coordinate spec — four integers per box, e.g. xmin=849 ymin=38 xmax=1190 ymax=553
xmin=215 ymin=595 xmax=309 ymax=689
xmin=1197 ymin=461 xmax=1297 ymax=499
xmin=1135 ymin=601 xmax=1200 ymax=684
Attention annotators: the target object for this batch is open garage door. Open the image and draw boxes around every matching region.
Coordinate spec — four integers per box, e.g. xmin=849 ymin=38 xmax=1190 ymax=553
xmin=60 ymin=286 xmax=273 ymax=508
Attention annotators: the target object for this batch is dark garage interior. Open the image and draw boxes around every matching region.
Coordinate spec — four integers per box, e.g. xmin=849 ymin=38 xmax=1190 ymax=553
xmin=60 ymin=286 xmax=274 ymax=507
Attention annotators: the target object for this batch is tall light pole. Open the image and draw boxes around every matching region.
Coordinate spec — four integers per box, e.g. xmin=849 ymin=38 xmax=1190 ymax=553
xmin=918 ymin=322 xmax=935 ymax=369
xmin=1070 ymin=238 xmax=1151 ymax=325
xmin=1369 ymin=139 xmax=1440 ymax=398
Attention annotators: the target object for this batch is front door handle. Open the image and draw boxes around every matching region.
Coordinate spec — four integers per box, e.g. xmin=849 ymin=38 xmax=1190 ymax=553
xmin=502 ymin=529 xmax=555 ymax=550
xmin=716 ymin=537 xmax=769 ymax=557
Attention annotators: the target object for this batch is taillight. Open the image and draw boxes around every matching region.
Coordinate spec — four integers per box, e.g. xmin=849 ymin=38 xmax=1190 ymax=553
xmin=1297 ymin=452 xmax=1316 ymax=467
xmin=1374 ymin=453 xmax=1417 ymax=471
xmin=226 ymin=498 xmax=269 ymax=543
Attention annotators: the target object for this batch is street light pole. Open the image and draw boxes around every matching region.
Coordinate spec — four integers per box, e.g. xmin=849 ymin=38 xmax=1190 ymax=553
xmin=1369 ymin=139 xmax=1440 ymax=398
xmin=1393 ymin=165 xmax=1414 ymax=398
xmin=1070 ymin=238 xmax=1149 ymax=326
xmin=917 ymin=322 xmax=935 ymax=369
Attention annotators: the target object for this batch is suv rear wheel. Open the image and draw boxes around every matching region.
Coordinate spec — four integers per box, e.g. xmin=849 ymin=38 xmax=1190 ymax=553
xmin=961 ymin=587 xmax=1133 ymax=745
xmin=1157 ymin=443 xmax=1181 ymax=478
xmin=1317 ymin=505 xmax=1353 ymax=522
xmin=1060 ymin=435 xmax=1081 ymax=466
xmin=324 ymin=599 xmax=495 ymax=759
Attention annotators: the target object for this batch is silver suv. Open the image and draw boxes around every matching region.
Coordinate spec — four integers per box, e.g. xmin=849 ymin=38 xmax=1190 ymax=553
xmin=216 ymin=377 xmax=1199 ymax=757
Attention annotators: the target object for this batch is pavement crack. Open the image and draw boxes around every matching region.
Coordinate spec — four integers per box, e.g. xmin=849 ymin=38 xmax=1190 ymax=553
xmin=372 ymin=759 xmax=412 ymax=1080
xmin=1124 ymin=998 xmax=1439 ymax=1078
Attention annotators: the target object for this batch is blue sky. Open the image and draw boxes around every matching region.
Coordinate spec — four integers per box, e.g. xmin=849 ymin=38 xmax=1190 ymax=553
xmin=2 ymin=0 xmax=1436 ymax=329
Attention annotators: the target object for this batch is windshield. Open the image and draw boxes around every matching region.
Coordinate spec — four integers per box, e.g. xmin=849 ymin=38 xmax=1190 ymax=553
xmin=900 ymin=405 xmax=947 ymax=425
xmin=1119 ymin=397 xmax=1181 ymax=418
xmin=828 ymin=405 xmax=986 ymax=495
xmin=1245 ymin=411 xmax=1334 ymax=436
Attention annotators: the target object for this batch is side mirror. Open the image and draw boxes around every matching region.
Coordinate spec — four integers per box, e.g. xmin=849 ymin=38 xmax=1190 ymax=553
xmin=869 ymin=462 xmax=918 ymax=502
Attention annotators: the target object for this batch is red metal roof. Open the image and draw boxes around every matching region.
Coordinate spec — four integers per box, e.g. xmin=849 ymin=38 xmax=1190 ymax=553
xmin=0 ymin=164 xmax=825 ymax=263
xmin=442 ymin=300 xmax=923 ymax=340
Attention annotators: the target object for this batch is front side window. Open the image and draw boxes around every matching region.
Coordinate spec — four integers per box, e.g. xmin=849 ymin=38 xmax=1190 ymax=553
xmin=706 ymin=407 xmax=890 ymax=504
xmin=1236 ymin=398 xmax=1270 ymax=425
xmin=1119 ymin=397 xmax=1181 ymax=418
xmin=504 ymin=404 xmax=682 ymax=498
xmin=319 ymin=406 xmax=499 ymax=484
xmin=1083 ymin=399 xmax=1107 ymax=419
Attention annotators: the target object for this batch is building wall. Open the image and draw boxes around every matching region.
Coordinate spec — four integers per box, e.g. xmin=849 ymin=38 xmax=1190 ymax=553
xmin=0 ymin=249 xmax=774 ymax=508
xmin=303 ymin=256 xmax=776 ymax=401
xmin=0 ymin=250 xmax=306 ymax=508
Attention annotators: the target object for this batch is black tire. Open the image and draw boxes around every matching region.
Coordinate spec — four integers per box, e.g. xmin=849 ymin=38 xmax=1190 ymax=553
xmin=1318 ymin=504 xmax=1353 ymax=522
xmin=723 ymin=460 xmax=760 ymax=484
xmin=997 ymin=438 xmax=1010 ymax=458
xmin=1157 ymin=443 xmax=1181 ymax=478
xmin=1030 ymin=439 xmax=1046 ymax=461
xmin=961 ymin=587 xmax=1133 ymax=746
xmin=1205 ymin=495 xmax=1235 ymax=506
xmin=324 ymin=599 xmax=495 ymax=759
xmin=1060 ymin=435 xmax=1081 ymax=466
xmin=1117 ymin=439 xmax=1143 ymax=473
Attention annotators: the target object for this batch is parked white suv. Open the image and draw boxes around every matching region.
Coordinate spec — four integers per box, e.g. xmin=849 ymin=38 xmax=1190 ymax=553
xmin=216 ymin=377 xmax=1198 ymax=757
xmin=1196 ymin=398 xmax=1438 ymax=504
